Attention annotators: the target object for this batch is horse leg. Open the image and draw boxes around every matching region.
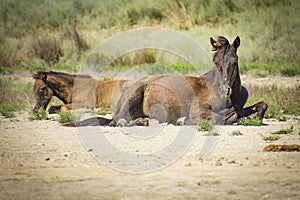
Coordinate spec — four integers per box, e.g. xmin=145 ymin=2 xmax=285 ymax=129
xmin=48 ymin=105 xmax=62 ymax=114
xmin=225 ymin=101 xmax=268 ymax=125
xmin=60 ymin=104 xmax=73 ymax=112
xmin=232 ymin=86 xmax=248 ymax=111
xmin=109 ymin=83 xmax=146 ymax=126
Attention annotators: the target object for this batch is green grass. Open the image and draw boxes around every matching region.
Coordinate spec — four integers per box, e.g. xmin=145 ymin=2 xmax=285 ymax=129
xmin=0 ymin=64 xmax=79 ymax=75
xmin=263 ymin=135 xmax=280 ymax=141
xmin=239 ymin=63 xmax=300 ymax=77
xmin=230 ymin=130 xmax=243 ymax=136
xmin=237 ymin=118 xmax=262 ymax=126
xmin=29 ymin=110 xmax=48 ymax=120
xmin=272 ymin=126 xmax=294 ymax=135
xmin=0 ymin=102 xmax=24 ymax=118
xmin=197 ymin=120 xmax=213 ymax=132
xmin=1 ymin=0 xmax=299 ymax=69
xmin=0 ymin=79 xmax=33 ymax=118
xmin=58 ymin=111 xmax=81 ymax=123
xmin=247 ymin=85 xmax=300 ymax=119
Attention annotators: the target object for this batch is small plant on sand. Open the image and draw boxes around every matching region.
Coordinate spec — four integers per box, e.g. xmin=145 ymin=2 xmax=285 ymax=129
xmin=230 ymin=130 xmax=243 ymax=136
xmin=58 ymin=111 xmax=80 ymax=123
xmin=29 ymin=110 xmax=48 ymax=120
xmin=197 ymin=120 xmax=213 ymax=132
xmin=263 ymin=135 xmax=280 ymax=141
xmin=203 ymin=130 xmax=220 ymax=136
xmin=271 ymin=126 xmax=293 ymax=135
xmin=237 ymin=118 xmax=262 ymax=126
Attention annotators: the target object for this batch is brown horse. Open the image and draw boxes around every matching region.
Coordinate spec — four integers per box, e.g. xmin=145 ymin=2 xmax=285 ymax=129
xmin=67 ymin=36 xmax=268 ymax=126
xmin=32 ymin=71 xmax=130 ymax=113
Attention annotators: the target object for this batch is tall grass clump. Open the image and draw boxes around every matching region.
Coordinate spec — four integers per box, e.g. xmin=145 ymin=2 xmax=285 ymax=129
xmin=0 ymin=79 xmax=33 ymax=118
xmin=0 ymin=38 xmax=23 ymax=67
xmin=247 ymin=85 xmax=300 ymax=119
xmin=31 ymin=35 xmax=63 ymax=66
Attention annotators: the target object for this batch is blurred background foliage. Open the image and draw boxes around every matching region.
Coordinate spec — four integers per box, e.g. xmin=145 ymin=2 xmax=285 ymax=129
xmin=0 ymin=0 xmax=299 ymax=70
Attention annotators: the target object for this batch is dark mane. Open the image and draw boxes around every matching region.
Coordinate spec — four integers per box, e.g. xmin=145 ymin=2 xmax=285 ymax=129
xmin=47 ymin=71 xmax=92 ymax=79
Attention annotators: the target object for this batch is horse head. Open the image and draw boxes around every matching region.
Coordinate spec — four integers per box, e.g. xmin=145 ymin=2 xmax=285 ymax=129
xmin=32 ymin=71 xmax=53 ymax=112
xmin=210 ymin=36 xmax=240 ymax=100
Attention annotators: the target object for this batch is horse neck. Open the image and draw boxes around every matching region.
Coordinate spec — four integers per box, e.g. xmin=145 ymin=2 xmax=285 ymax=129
xmin=231 ymin=66 xmax=242 ymax=96
xmin=46 ymin=75 xmax=74 ymax=104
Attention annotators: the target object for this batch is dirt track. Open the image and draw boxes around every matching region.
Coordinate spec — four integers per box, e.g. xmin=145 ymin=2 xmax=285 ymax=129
xmin=0 ymin=111 xmax=299 ymax=199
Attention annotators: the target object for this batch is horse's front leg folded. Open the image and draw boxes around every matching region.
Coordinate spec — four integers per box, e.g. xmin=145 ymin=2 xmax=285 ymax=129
xmin=238 ymin=101 xmax=268 ymax=120
xmin=48 ymin=104 xmax=73 ymax=114
xmin=225 ymin=101 xmax=268 ymax=124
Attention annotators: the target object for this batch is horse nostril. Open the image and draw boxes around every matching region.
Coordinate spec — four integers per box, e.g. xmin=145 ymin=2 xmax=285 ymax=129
xmin=227 ymin=87 xmax=232 ymax=96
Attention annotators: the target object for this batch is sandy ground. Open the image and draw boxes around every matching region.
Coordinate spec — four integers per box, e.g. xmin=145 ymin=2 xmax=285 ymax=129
xmin=0 ymin=111 xmax=299 ymax=200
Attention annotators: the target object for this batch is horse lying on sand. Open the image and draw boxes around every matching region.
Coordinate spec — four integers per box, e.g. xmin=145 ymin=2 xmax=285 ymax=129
xmin=32 ymin=71 xmax=131 ymax=113
xmin=65 ymin=36 xmax=268 ymax=127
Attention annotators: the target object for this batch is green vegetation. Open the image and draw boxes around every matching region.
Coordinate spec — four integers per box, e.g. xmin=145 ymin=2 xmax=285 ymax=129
xmin=230 ymin=130 xmax=243 ymax=136
xmin=237 ymin=118 xmax=262 ymax=126
xmin=203 ymin=130 xmax=220 ymax=136
xmin=272 ymin=126 xmax=294 ymax=135
xmin=262 ymin=126 xmax=293 ymax=141
xmin=29 ymin=110 xmax=48 ymax=120
xmin=247 ymin=85 xmax=300 ymax=119
xmin=0 ymin=0 xmax=299 ymax=69
xmin=58 ymin=111 xmax=81 ymax=123
xmin=197 ymin=120 xmax=213 ymax=132
xmin=239 ymin=62 xmax=300 ymax=77
xmin=0 ymin=79 xmax=33 ymax=118
xmin=263 ymin=135 xmax=280 ymax=141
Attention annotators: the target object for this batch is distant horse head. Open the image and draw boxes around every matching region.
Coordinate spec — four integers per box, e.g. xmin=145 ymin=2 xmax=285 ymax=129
xmin=32 ymin=71 xmax=53 ymax=112
xmin=210 ymin=36 xmax=240 ymax=99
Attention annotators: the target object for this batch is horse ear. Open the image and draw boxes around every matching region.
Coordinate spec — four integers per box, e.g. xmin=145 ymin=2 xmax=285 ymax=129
xmin=210 ymin=37 xmax=222 ymax=51
xmin=210 ymin=37 xmax=217 ymax=49
xmin=233 ymin=36 xmax=240 ymax=49
xmin=32 ymin=71 xmax=47 ymax=81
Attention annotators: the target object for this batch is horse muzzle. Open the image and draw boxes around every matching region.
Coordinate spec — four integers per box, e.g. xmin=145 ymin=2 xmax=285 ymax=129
xmin=220 ymin=85 xmax=232 ymax=99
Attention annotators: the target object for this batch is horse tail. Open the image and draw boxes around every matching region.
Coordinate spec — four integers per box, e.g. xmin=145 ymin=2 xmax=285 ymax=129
xmin=62 ymin=117 xmax=112 ymax=127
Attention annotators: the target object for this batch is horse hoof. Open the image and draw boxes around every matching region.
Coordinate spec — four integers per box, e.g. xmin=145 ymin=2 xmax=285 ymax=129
xmin=256 ymin=101 xmax=268 ymax=120
xmin=176 ymin=117 xmax=186 ymax=126
xmin=117 ymin=118 xmax=128 ymax=127
xmin=129 ymin=118 xmax=150 ymax=126
xmin=148 ymin=119 xmax=159 ymax=126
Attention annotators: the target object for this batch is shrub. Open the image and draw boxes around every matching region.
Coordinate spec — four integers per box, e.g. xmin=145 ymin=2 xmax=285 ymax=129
xmin=31 ymin=35 xmax=63 ymax=66
xmin=0 ymin=38 xmax=23 ymax=67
